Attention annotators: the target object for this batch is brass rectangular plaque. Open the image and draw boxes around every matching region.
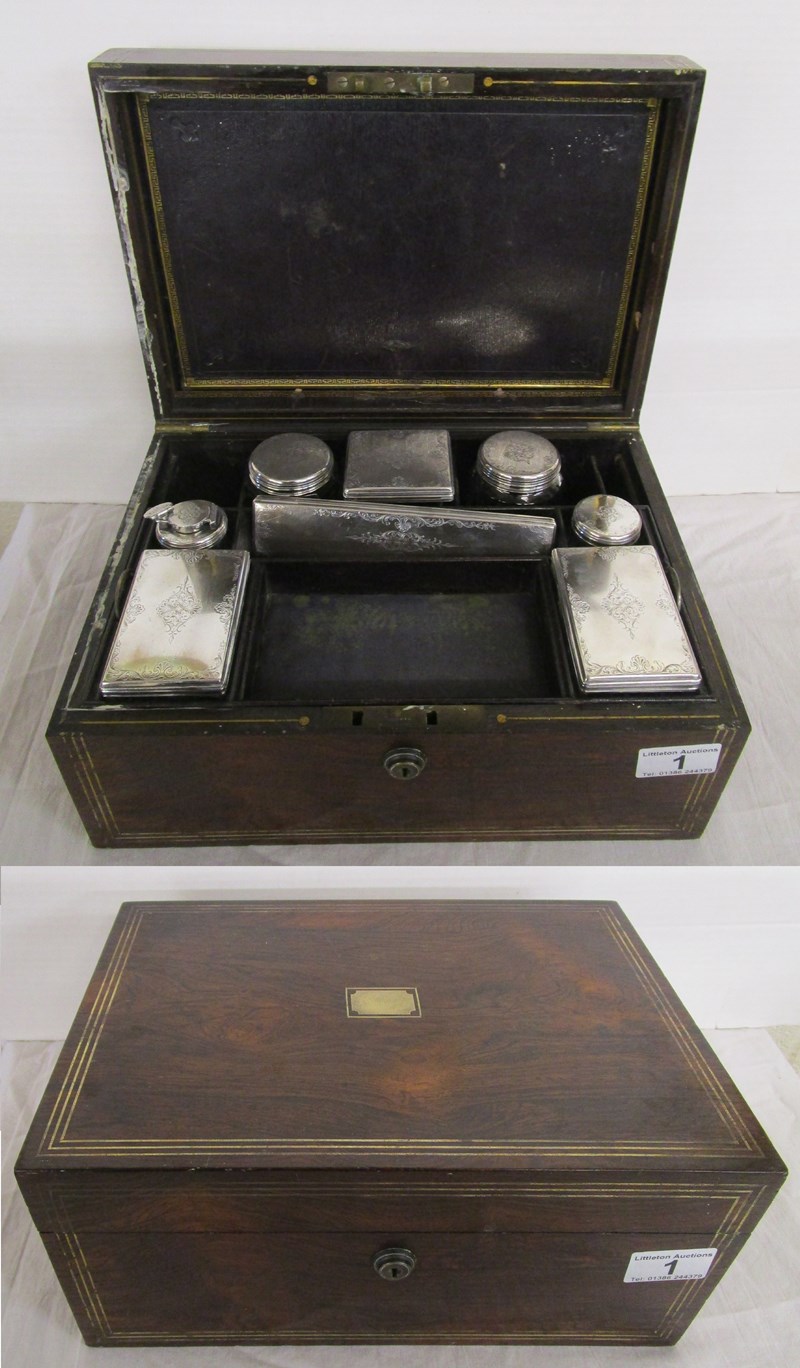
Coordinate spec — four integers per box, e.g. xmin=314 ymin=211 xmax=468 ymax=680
xmin=346 ymin=987 xmax=421 ymax=1018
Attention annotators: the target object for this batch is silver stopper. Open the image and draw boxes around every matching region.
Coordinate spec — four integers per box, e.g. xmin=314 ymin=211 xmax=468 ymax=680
xmin=571 ymin=495 xmax=642 ymax=546
xmin=143 ymin=499 xmax=228 ymax=549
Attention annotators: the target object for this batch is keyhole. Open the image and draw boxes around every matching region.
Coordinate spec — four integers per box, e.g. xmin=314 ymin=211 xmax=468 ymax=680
xmin=383 ymin=748 xmax=427 ymax=781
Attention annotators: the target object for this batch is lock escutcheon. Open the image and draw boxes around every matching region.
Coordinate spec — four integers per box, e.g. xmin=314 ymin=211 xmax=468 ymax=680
xmin=373 ymin=1246 xmax=416 ymax=1280
xmin=383 ymin=747 xmax=427 ymax=781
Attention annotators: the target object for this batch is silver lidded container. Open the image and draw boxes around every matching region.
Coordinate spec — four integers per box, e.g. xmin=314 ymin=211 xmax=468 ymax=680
xmin=143 ymin=499 xmax=228 ymax=549
xmin=475 ymin=430 xmax=562 ymax=504
xmin=344 ymin=430 xmax=455 ymax=503
xmin=248 ymin=433 xmax=335 ymax=497
xmin=572 ymin=494 xmax=642 ymax=546
xmin=100 ymin=548 xmax=250 ymax=697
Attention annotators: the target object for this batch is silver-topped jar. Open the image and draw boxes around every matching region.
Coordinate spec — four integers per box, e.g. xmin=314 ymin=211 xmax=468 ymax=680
xmin=474 ymin=430 xmax=562 ymax=504
xmin=572 ymin=494 xmax=642 ymax=546
xmin=248 ymin=434 xmax=335 ymax=497
xmin=143 ymin=499 xmax=228 ymax=549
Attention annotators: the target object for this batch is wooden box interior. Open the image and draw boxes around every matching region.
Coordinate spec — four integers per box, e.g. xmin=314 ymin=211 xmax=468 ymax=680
xmin=71 ymin=428 xmax=714 ymax=712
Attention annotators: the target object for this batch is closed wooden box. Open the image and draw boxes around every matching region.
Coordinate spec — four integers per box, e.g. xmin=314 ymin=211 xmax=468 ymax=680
xmin=16 ymin=900 xmax=785 ymax=1346
xmin=47 ymin=52 xmax=748 ymax=846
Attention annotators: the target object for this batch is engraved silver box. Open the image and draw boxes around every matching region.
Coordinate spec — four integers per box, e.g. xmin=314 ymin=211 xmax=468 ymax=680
xmin=343 ymin=430 xmax=455 ymax=503
xmin=252 ymin=497 xmax=556 ymax=560
xmin=100 ymin=549 xmax=250 ymax=696
xmin=551 ymin=545 xmax=701 ymax=693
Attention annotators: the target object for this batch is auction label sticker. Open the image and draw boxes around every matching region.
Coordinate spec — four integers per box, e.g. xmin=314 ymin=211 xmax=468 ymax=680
xmin=636 ymin=743 xmax=721 ymax=778
xmin=624 ymin=1248 xmax=717 ymax=1283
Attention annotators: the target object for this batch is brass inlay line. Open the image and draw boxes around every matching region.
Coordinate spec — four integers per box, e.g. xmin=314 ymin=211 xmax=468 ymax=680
xmin=57 ymin=1181 xmax=745 ymax=1201
xmin=42 ymin=904 xmax=752 ymax=1158
xmin=56 ymin=1232 xmax=99 ymax=1333
xmin=602 ymin=912 xmax=760 ymax=1153
xmin=136 ymin=91 xmax=658 ymax=393
xmin=51 ymin=1183 xmax=750 ymax=1345
xmin=39 ymin=911 xmax=144 ymax=1154
xmin=658 ymin=1186 xmax=765 ymax=1337
xmin=76 ymin=734 xmax=119 ymax=836
xmin=59 ymin=734 xmax=720 ymax=840
xmin=68 ymin=734 xmax=116 ymax=841
xmin=65 ymin=734 xmax=107 ymax=835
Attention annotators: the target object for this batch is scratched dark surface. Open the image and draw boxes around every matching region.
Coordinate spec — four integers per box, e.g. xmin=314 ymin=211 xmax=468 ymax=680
xmin=146 ymin=99 xmax=651 ymax=381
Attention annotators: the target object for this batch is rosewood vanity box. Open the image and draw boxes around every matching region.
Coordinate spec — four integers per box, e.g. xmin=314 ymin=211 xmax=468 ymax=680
xmin=47 ymin=51 xmax=749 ymax=846
xmin=16 ymin=900 xmax=785 ymax=1346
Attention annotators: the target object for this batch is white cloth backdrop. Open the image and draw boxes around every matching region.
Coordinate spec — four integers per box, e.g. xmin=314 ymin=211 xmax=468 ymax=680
xmin=1 ymin=495 xmax=798 ymax=865
xmin=3 ymin=1031 xmax=799 ymax=1367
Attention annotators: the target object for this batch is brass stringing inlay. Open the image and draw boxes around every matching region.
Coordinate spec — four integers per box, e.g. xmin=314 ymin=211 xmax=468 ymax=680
xmin=50 ymin=1184 xmax=763 ymax=1343
xmin=37 ymin=903 xmax=761 ymax=1159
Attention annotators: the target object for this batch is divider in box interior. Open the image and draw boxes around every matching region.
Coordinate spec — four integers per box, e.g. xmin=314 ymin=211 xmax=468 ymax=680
xmin=87 ymin=432 xmax=703 ymax=705
xmin=154 ymin=431 xmax=650 ymax=526
xmin=243 ymin=559 xmax=567 ymax=705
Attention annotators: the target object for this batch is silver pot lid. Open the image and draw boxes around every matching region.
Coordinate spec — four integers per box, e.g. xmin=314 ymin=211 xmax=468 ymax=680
xmin=571 ymin=494 xmax=642 ymax=545
xmin=476 ymin=430 xmax=562 ymax=496
xmin=248 ymin=433 xmax=334 ymax=496
xmin=143 ymin=499 xmax=228 ymax=549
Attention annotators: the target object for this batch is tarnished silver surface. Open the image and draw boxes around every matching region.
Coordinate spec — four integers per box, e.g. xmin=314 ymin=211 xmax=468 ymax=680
xmin=100 ymin=549 xmax=250 ymax=696
xmin=476 ymin=430 xmax=561 ymax=500
xmin=248 ymin=434 xmax=334 ymax=496
xmin=572 ymin=494 xmax=642 ymax=546
xmin=253 ymin=497 xmax=556 ymax=560
xmin=344 ymin=430 xmax=455 ymax=503
xmin=144 ymin=499 xmax=228 ymax=549
xmin=552 ymin=545 xmax=701 ymax=693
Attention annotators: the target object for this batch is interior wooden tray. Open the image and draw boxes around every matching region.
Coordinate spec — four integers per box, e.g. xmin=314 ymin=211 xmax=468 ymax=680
xmin=82 ymin=431 xmax=709 ymax=710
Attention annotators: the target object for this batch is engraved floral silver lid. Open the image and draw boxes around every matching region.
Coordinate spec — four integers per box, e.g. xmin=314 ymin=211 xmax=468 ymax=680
xmin=572 ymin=494 xmax=642 ymax=546
xmin=248 ymin=433 xmax=334 ymax=496
xmin=143 ymin=499 xmax=228 ymax=549
xmin=343 ymin=430 xmax=455 ymax=503
xmin=476 ymin=430 xmax=562 ymax=498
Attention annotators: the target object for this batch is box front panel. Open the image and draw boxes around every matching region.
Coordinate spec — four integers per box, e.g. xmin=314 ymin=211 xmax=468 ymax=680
xmin=46 ymin=1228 xmax=721 ymax=1345
xmin=52 ymin=719 xmax=740 ymax=845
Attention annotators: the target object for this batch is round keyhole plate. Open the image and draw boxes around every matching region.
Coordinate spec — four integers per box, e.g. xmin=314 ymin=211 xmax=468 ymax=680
xmin=373 ymin=1246 xmax=417 ymax=1281
xmin=383 ymin=747 xmax=427 ymax=781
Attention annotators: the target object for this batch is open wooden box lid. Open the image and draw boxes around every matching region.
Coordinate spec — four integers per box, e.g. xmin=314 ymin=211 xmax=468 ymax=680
xmin=90 ymin=51 xmax=704 ymax=426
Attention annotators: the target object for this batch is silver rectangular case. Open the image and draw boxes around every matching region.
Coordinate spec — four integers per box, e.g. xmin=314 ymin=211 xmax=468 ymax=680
xmin=343 ymin=430 xmax=455 ymax=502
xmin=100 ymin=549 xmax=250 ymax=696
xmin=552 ymin=545 xmax=701 ymax=693
xmin=252 ymin=498 xmax=556 ymax=560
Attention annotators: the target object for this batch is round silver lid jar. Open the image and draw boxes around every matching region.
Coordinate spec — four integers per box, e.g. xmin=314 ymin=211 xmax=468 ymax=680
xmin=475 ymin=430 xmax=562 ymax=500
xmin=248 ymin=433 xmax=335 ymax=496
xmin=571 ymin=494 xmax=642 ymax=546
xmin=143 ymin=499 xmax=228 ymax=549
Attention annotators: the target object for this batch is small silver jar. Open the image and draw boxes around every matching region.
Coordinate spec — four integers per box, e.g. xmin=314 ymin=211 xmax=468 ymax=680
xmin=143 ymin=499 xmax=228 ymax=549
xmin=474 ymin=430 xmax=562 ymax=505
xmin=571 ymin=494 xmax=642 ymax=546
xmin=248 ymin=434 xmax=335 ymax=497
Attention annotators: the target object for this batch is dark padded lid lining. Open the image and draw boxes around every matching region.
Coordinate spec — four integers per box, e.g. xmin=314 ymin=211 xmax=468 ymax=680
xmin=141 ymin=97 xmax=655 ymax=387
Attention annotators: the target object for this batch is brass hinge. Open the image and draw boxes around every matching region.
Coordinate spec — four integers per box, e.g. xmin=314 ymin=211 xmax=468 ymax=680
xmin=326 ymin=70 xmax=474 ymax=96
